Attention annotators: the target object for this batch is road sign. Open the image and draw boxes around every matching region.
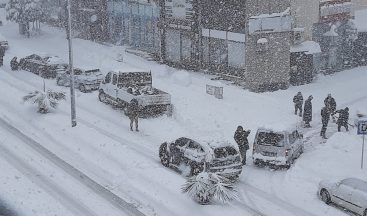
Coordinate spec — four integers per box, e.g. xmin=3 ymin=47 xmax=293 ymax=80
xmin=358 ymin=120 xmax=367 ymax=135
xmin=358 ymin=120 xmax=367 ymax=169
xmin=206 ymin=84 xmax=223 ymax=99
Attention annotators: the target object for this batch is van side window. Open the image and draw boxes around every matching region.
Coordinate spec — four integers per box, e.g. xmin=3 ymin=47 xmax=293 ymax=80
xmin=289 ymin=131 xmax=298 ymax=144
xmin=105 ymin=72 xmax=112 ymax=83
xmin=112 ymin=74 xmax=117 ymax=85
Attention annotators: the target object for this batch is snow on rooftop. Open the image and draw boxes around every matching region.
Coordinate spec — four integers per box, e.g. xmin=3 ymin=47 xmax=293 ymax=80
xmin=355 ymin=9 xmax=367 ymax=32
xmin=290 ymin=41 xmax=321 ymax=54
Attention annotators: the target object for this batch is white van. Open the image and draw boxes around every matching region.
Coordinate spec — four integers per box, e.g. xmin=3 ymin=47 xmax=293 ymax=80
xmin=252 ymin=128 xmax=304 ymax=169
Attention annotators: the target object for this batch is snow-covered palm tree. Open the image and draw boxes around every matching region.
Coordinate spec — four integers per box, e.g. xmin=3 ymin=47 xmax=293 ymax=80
xmin=182 ymin=172 xmax=237 ymax=205
xmin=23 ymin=89 xmax=65 ymax=113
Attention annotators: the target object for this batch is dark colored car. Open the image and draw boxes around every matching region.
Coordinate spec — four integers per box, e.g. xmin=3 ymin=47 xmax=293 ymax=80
xmin=19 ymin=54 xmax=67 ymax=79
xmin=159 ymin=137 xmax=242 ymax=179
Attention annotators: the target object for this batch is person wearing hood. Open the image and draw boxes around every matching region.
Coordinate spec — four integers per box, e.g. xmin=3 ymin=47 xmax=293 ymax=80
xmin=335 ymin=107 xmax=350 ymax=132
xmin=293 ymin=92 xmax=303 ymax=117
xmin=303 ymin=95 xmax=313 ymax=128
xmin=234 ymin=125 xmax=251 ymax=165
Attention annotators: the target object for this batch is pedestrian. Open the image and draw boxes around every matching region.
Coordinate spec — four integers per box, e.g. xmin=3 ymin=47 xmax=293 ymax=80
xmin=234 ymin=125 xmax=251 ymax=165
xmin=0 ymin=45 xmax=5 ymax=67
xmin=324 ymin=94 xmax=336 ymax=121
xmin=293 ymin=92 xmax=303 ymax=116
xmin=335 ymin=107 xmax=349 ymax=132
xmin=10 ymin=57 xmax=18 ymax=71
xmin=126 ymin=99 xmax=140 ymax=131
xmin=303 ymin=95 xmax=313 ymax=128
xmin=320 ymin=106 xmax=330 ymax=139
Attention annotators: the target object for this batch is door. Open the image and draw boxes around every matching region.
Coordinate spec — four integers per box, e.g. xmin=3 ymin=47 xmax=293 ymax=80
xmin=349 ymin=189 xmax=366 ymax=214
xmin=111 ymin=73 xmax=118 ymax=99
xmin=333 ymin=183 xmax=353 ymax=210
xmin=103 ymin=72 xmax=113 ymax=96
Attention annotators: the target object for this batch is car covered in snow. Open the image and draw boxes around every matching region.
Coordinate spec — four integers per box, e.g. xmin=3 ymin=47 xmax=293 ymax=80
xmin=252 ymin=128 xmax=304 ymax=169
xmin=19 ymin=54 xmax=67 ymax=78
xmin=98 ymin=71 xmax=172 ymax=116
xmin=159 ymin=137 xmax=243 ymax=179
xmin=0 ymin=35 xmax=8 ymax=49
xmin=56 ymin=67 xmax=103 ymax=92
xmin=319 ymin=178 xmax=367 ymax=216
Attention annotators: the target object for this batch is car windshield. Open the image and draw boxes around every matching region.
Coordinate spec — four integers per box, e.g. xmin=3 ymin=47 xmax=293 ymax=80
xmin=257 ymin=132 xmax=285 ymax=147
xmin=85 ymin=69 xmax=101 ymax=75
xmin=214 ymin=146 xmax=237 ymax=158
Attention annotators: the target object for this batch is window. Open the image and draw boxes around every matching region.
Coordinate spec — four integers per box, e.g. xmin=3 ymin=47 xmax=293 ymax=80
xmin=112 ymin=74 xmax=117 ymax=85
xmin=257 ymin=132 xmax=285 ymax=147
xmin=105 ymin=72 xmax=112 ymax=83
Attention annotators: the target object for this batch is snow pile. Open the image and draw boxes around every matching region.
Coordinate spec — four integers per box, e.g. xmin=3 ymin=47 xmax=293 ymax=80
xmin=170 ymin=70 xmax=192 ymax=87
xmin=355 ymin=9 xmax=367 ymax=32
xmin=290 ymin=41 xmax=322 ymax=54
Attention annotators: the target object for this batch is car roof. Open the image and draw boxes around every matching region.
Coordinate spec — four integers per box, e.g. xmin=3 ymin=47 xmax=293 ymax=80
xmin=342 ymin=178 xmax=367 ymax=193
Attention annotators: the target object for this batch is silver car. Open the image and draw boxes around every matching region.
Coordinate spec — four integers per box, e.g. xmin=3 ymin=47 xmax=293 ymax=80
xmin=319 ymin=178 xmax=367 ymax=216
xmin=56 ymin=67 xmax=103 ymax=92
xmin=252 ymin=128 xmax=304 ymax=169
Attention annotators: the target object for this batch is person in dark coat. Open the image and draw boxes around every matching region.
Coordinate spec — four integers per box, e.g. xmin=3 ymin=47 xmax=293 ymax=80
xmin=335 ymin=107 xmax=349 ymax=132
xmin=0 ymin=45 xmax=5 ymax=67
xmin=303 ymin=95 xmax=313 ymax=128
xmin=293 ymin=92 xmax=303 ymax=116
xmin=324 ymin=94 xmax=336 ymax=120
xmin=320 ymin=106 xmax=330 ymax=139
xmin=10 ymin=57 xmax=18 ymax=71
xmin=234 ymin=125 xmax=251 ymax=165
xmin=126 ymin=99 xmax=140 ymax=131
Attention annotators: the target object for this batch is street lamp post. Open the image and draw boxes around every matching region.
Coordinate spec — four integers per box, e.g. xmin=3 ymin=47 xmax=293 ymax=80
xmin=67 ymin=0 xmax=77 ymax=127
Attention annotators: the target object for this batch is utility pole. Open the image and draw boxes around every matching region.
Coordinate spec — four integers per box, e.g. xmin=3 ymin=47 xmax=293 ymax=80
xmin=67 ymin=0 xmax=77 ymax=127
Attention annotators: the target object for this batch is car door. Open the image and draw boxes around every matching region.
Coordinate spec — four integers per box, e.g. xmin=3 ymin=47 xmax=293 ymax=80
xmin=73 ymin=69 xmax=82 ymax=86
xmin=111 ymin=73 xmax=119 ymax=99
xmin=333 ymin=183 xmax=354 ymax=210
xmin=287 ymin=132 xmax=296 ymax=160
xmin=102 ymin=72 xmax=112 ymax=95
xmin=349 ymin=189 xmax=366 ymax=215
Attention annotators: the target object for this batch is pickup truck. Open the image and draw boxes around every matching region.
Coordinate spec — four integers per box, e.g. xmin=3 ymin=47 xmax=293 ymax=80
xmin=98 ymin=71 xmax=172 ymax=116
xmin=56 ymin=67 xmax=103 ymax=92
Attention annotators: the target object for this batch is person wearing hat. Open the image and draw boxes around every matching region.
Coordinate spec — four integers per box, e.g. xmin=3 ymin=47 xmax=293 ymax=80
xmin=324 ymin=94 xmax=336 ymax=121
xmin=293 ymin=92 xmax=303 ymax=117
xmin=320 ymin=106 xmax=330 ymax=139
xmin=234 ymin=125 xmax=251 ymax=165
xmin=335 ymin=107 xmax=350 ymax=132
xmin=303 ymin=95 xmax=313 ymax=128
xmin=126 ymin=99 xmax=141 ymax=131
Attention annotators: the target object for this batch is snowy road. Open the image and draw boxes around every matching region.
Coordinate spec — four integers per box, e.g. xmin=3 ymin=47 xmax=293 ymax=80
xmin=0 ymin=117 xmax=144 ymax=216
xmin=1 ymin=16 xmax=367 ymax=216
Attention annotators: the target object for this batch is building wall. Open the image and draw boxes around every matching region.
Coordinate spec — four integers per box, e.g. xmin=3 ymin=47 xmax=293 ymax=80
xmin=291 ymin=0 xmax=319 ymax=40
xmin=353 ymin=0 xmax=367 ymax=11
xmin=245 ymin=0 xmax=292 ymax=92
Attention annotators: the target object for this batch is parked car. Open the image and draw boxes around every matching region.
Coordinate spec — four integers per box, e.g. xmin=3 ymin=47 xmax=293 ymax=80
xmin=99 ymin=71 xmax=172 ymax=116
xmin=0 ymin=36 xmax=8 ymax=50
xmin=159 ymin=137 xmax=243 ymax=179
xmin=252 ymin=128 xmax=304 ymax=169
xmin=319 ymin=178 xmax=367 ymax=216
xmin=56 ymin=67 xmax=103 ymax=92
xmin=19 ymin=54 xmax=67 ymax=78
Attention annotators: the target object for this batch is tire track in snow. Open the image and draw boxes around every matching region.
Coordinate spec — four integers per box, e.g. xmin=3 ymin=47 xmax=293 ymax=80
xmin=0 ymin=117 xmax=146 ymax=216
xmin=0 ymin=140 xmax=98 ymax=216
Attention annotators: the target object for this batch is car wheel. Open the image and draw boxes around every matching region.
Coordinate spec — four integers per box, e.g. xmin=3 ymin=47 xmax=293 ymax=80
xmin=320 ymin=189 xmax=331 ymax=204
xmin=79 ymin=84 xmax=86 ymax=93
xmin=98 ymin=91 xmax=107 ymax=103
xmin=159 ymin=143 xmax=170 ymax=167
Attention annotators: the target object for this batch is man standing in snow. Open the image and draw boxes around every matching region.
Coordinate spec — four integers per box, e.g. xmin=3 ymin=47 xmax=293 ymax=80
xmin=0 ymin=45 xmax=5 ymax=67
xmin=324 ymin=94 xmax=336 ymax=120
xmin=303 ymin=95 xmax=313 ymax=128
xmin=10 ymin=57 xmax=18 ymax=70
xmin=335 ymin=107 xmax=349 ymax=132
xmin=320 ymin=106 xmax=330 ymax=139
xmin=293 ymin=92 xmax=303 ymax=116
xmin=126 ymin=99 xmax=140 ymax=132
xmin=234 ymin=126 xmax=251 ymax=165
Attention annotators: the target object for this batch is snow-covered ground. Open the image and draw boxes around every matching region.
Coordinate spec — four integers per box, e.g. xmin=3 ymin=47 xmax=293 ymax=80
xmin=1 ymin=10 xmax=367 ymax=216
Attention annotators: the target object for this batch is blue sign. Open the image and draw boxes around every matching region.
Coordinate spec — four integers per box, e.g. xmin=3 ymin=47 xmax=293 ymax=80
xmin=358 ymin=120 xmax=367 ymax=135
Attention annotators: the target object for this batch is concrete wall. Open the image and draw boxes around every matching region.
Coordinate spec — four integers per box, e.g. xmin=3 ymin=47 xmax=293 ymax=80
xmin=245 ymin=0 xmax=292 ymax=92
xmin=291 ymin=0 xmax=319 ymax=40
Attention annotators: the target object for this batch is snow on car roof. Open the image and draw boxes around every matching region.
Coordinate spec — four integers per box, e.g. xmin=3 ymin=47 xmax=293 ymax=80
xmin=342 ymin=178 xmax=367 ymax=193
xmin=257 ymin=123 xmax=299 ymax=133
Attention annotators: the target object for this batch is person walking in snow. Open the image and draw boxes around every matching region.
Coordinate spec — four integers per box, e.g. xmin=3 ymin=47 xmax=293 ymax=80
xmin=335 ymin=107 xmax=350 ymax=132
xmin=126 ymin=99 xmax=140 ymax=132
xmin=320 ymin=106 xmax=330 ymax=139
xmin=303 ymin=95 xmax=313 ymax=128
xmin=10 ymin=57 xmax=18 ymax=71
xmin=234 ymin=126 xmax=251 ymax=165
xmin=293 ymin=92 xmax=303 ymax=116
xmin=0 ymin=45 xmax=5 ymax=67
xmin=324 ymin=94 xmax=336 ymax=121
